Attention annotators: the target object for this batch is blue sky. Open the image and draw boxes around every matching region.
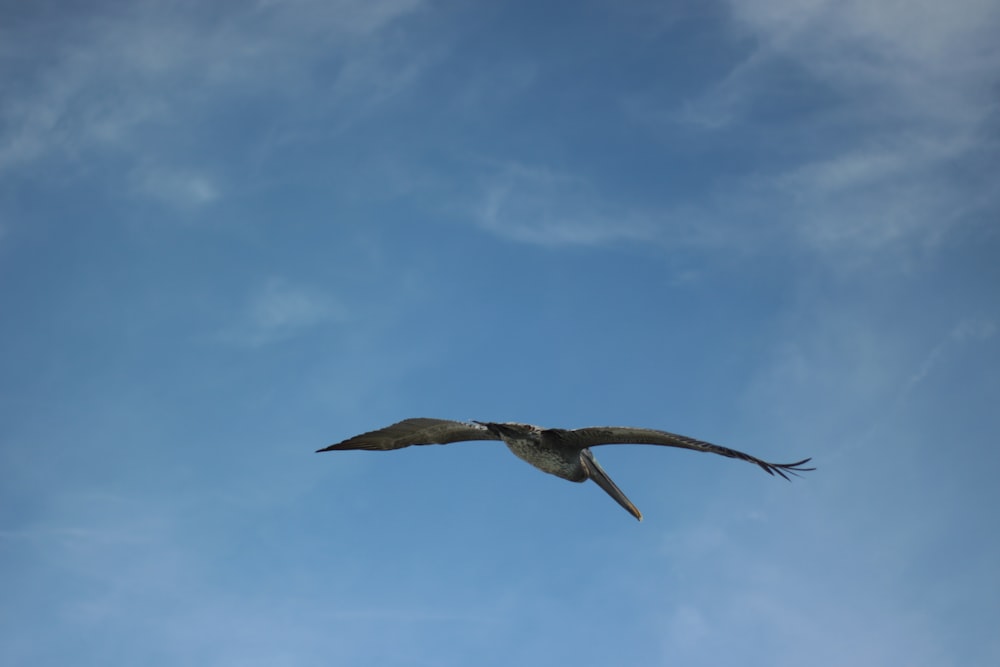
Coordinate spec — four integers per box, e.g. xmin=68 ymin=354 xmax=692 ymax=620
xmin=2 ymin=0 xmax=999 ymax=664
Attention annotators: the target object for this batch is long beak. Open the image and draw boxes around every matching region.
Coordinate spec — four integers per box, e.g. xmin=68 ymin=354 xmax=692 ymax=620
xmin=579 ymin=449 xmax=643 ymax=521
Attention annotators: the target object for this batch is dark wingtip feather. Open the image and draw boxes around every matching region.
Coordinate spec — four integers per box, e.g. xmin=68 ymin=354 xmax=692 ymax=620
xmin=316 ymin=442 xmax=368 ymax=452
xmin=770 ymin=457 xmax=816 ymax=480
xmin=757 ymin=462 xmax=779 ymax=477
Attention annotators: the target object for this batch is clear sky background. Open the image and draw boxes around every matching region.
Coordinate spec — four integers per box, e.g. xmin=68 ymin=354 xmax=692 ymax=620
xmin=2 ymin=1 xmax=999 ymax=665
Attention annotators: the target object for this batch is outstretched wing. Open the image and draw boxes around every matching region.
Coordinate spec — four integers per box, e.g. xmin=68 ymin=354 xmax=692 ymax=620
xmin=317 ymin=418 xmax=498 ymax=452
xmin=558 ymin=426 xmax=814 ymax=480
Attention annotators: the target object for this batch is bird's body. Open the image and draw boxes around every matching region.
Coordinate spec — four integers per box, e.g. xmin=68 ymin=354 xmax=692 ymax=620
xmin=317 ymin=418 xmax=814 ymax=521
xmin=486 ymin=422 xmax=587 ymax=481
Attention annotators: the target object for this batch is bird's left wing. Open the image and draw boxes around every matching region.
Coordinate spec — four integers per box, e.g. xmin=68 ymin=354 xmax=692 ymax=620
xmin=317 ymin=418 xmax=498 ymax=452
xmin=557 ymin=426 xmax=814 ymax=480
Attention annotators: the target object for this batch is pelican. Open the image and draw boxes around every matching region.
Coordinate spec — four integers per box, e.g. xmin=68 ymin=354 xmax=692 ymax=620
xmin=317 ymin=418 xmax=814 ymax=521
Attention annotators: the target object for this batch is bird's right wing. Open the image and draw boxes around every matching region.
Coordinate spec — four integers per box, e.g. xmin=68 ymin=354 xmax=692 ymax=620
xmin=316 ymin=418 xmax=498 ymax=452
xmin=560 ymin=426 xmax=814 ymax=480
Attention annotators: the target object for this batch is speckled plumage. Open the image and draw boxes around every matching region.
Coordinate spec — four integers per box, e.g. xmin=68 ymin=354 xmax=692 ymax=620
xmin=472 ymin=421 xmax=588 ymax=481
xmin=317 ymin=418 xmax=814 ymax=521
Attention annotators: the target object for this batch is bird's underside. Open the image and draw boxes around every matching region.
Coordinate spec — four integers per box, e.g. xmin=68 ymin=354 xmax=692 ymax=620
xmin=317 ymin=418 xmax=814 ymax=521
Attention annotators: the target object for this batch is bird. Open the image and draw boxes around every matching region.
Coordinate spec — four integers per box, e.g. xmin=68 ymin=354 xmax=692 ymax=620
xmin=316 ymin=418 xmax=814 ymax=521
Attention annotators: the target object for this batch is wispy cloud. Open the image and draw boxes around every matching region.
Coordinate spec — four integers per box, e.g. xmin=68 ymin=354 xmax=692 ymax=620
xmin=620 ymin=0 xmax=1000 ymax=263
xmin=135 ymin=166 xmax=220 ymax=208
xmin=217 ymin=278 xmax=347 ymax=347
xmin=0 ymin=0 xmax=427 ymax=183
xmin=898 ymin=316 xmax=996 ymax=403
xmin=472 ymin=162 xmax=656 ymax=246
xmin=741 ymin=301 xmax=998 ymax=468
xmin=721 ymin=0 xmax=999 ymax=127
xmin=468 ymin=0 xmax=998 ymax=263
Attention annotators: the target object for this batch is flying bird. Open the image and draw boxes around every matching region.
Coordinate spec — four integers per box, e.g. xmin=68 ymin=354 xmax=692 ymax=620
xmin=317 ymin=418 xmax=814 ymax=521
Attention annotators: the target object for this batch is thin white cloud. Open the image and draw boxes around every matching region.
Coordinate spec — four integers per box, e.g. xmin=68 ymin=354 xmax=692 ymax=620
xmin=471 ymin=0 xmax=997 ymax=261
xmin=465 ymin=159 xmax=806 ymax=260
xmin=900 ymin=316 xmax=996 ymax=401
xmin=737 ymin=1 xmax=996 ymax=248
xmin=218 ymin=278 xmax=347 ymax=347
xmin=825 ymin=314 xmax=999 ymax=456
xmin=739 ymin=304 xmax=914 ymax=456
xmin=619 ymin=0 xmax=1000 ymax=263
xmin=252 ymin=0 xmax=424 ymax=37
xmin=723 ymin=0 xmax=1000 ymax=124
xmin=666 ymin=46 xmax=773 ymax=130
xmin=472 ymin=162 xmax=656 ymax=246
xmin=741 ymin=297 xmax=998 ymax=469
xmin=250 ymin=280 xmax=335 ymax=331
xmin=135 ymin=167 xmax=220 ymax=208
xmin=0 ymin=0 xmax=427 ymax=181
